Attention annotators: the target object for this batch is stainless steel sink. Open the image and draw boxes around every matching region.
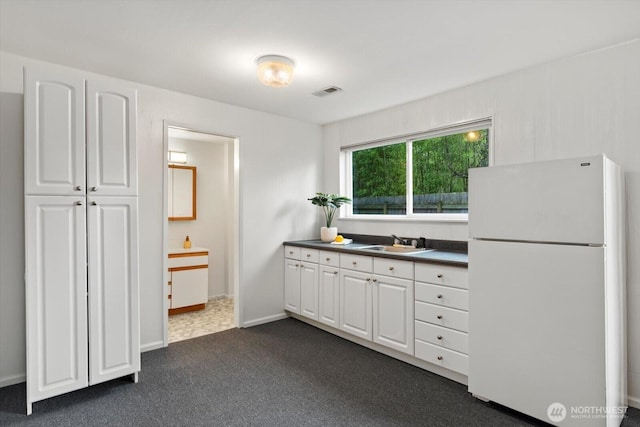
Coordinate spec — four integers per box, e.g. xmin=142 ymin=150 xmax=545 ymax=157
xmin=359 ymin=245 xmax=432 ymax=254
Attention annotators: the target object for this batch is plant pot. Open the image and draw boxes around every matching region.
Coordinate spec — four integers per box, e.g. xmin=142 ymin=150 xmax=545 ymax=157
xmin=320 ymin=226 xmax=338 ymax=242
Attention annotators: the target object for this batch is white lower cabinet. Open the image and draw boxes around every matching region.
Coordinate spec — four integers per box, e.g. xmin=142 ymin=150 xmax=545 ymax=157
xmin=168 ymin=249 xmax=209 ymax=314
xmin=339 ymin=269 xmax=372 ymax=340
xmin=283 ymin=246 xmax=319 ymax=320
xmin=372 ymin=274 xmax=414 ymax=355
xmin=284 ymin=244 xmax=468 ymax=381
xmin=318 ymin=265 xmax=340 ymax=328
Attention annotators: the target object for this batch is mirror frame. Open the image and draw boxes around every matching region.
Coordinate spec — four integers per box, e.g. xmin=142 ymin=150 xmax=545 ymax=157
xmin=168 ymin=164 xmax=197 ymax=221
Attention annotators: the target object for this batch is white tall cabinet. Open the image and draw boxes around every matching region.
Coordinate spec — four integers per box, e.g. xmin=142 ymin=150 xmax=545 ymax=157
xmin=24 ymin=66 xmax=140 ymax=415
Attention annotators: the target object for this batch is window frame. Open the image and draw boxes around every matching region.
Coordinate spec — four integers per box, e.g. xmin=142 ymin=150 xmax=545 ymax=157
xmin=341 ymin=118 xmax=493 ymax=222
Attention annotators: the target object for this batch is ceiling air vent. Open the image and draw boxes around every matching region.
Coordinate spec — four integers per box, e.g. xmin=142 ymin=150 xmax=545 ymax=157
xmin=312 ymin=86 xmax=343 ymax=97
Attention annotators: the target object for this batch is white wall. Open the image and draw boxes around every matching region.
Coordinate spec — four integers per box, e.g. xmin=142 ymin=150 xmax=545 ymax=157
xmin=168 ymin=136 xmax=232 ymax=298
xmin=0 ymin=51 xmax=322 ymax=386
xmin=323 ymin=40 xmax=640 ymax=406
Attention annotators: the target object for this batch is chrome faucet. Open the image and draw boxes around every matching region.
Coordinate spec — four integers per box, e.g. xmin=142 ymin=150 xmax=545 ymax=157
xmin=391 ymin=234 xmax=409 ymax=246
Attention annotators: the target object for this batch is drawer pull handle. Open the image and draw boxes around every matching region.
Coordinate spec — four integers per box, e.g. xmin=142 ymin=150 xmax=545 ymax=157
xmin=326 ymin=257 xmax=331 ymax=262
xmin=437 ymin=335 xmax=443 ymax=340
xmin=437 ymin=274 xmax=443 ymax=278
xmin=437 ymin=356 xmax=443 ymax=361
xmin=333 ymin=271 xmax=338 ymax=275
xmin=295 ymin=264 xmax=300 ymax=267
xmin=389 ymin=266 xmax=394 ymax=271
xmin=372 ymin=278 xmax=377 ymax=282
xmin=437 ymin=315 xmax=443 ymax=319
xmin=289 ymin=251 xmax=293 ymax=255
xmin=366 ymin=278 xmax=371 ymax=282
xmin=437 ymin=294 xmax=443 ymax=299
xmin=352 ymin=261 xmax=357 ymax=265
xmin=306 ymin=254 xmax=311 ymax=257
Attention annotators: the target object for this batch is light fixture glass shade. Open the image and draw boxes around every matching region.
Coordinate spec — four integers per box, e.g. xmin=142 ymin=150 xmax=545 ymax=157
xmin=168 ymin=151 xmax=187 ymax=163
xmin=256 ymin=55 xmax=295 ymax=87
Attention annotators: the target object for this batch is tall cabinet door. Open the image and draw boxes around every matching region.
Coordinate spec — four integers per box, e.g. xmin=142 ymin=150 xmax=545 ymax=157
xmin=372 ymin=275 xmax=414 ymax=355
xmin=284 ymin=258 xmax=301 ymax=313
xmin=318 ymin=265 xmax=340 ymax=328
xmin=25 ymin=196 xmax=88 ymax=407
xmin=87 ymin=197 xmax=140 ymax=385
xmin=24 ymin=68 xmax=85 ymax=195
xmin=300 ymin=262 xmax=319 ymax=320
xmin=86 ymin=80 xmax=138 ymax=196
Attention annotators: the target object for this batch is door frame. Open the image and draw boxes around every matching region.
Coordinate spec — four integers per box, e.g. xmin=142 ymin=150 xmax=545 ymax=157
xmin=162 ymin=121 xmax=241 ymax=346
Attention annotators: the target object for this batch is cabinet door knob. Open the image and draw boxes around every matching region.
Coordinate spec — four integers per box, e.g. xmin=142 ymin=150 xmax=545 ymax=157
xmin=306 ymin=254 xmax=311 ymax=257
xmin=437 ymin=335 xmax=443 ymax=340
xmin=333 ymin=271 xmax=338 ymax=275
xmin=352 ymin=261 xmax=357 ymax=265
xmin=74 ymin=185 xmax=82 ymax=191
xmin=437 ymin=274 xmax=443 ymax=278
xmin=437 ymin=294 xmax=443 ymax=299
xmin=388 ymin=266 xmax=394 ymax=271
xmin=295 ymin=264 xmax=300 ymax=267
xmin=437 ymin=356 xmax=443 ymax=361
xmin=75 ymin=201 xmax=83 ymax=206
xmin=90 ymin=201 xmax=97 ymax=206
xmin=91 ymin=186 xmax=98 ymax=192
xmin=289 ymin=251 xmax=293 ymax=255
xmin=372 ymin=278 xmax=377 ymax=283
xmin=437 ymin=315 xmax=443 ymax=319
xmin=326 ymin=257 xmax=330 ymax=262
xmin=366 ymin=278 xmax=371 ymax=282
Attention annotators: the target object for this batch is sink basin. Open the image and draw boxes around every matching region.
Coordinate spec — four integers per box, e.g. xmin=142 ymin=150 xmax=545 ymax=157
xmin=359 ymin=245 xmax=431 ymax=254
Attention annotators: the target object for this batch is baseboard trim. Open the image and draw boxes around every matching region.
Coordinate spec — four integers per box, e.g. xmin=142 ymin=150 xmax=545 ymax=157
xmin=242 ymin=312 xmax=289 ymax=328
xmin=0 ymin=373 xmax=25 ymax=388
xmin=628 ymin=395 xmax=640 ymax=409
xmin=141 ymin=340 xmax=165 ymax=353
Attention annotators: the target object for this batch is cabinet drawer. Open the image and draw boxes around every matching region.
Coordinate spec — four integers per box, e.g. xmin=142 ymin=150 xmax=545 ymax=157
xmin=415 ymin=263 xmax=468 ymax=289
xmin=340 ymin=253 xmax=373 ymax=273
xmin=415 ymin=301 xmax=468 ymax=333
xmin=415 ymin=282 xmax=468 ymax=311
xmin=168 ymin=254 xmax=208 ymax=269
xmin=415 ymin=339 xmax=468 ymax=375
xmin=319 ymin=250 xmax=340 ymax=267
xmin=300 ymin=248 xmax=319 ymax=263
xmin=415 ymin=320 xmax=468 ymax=354
xmin=284 ymin=246 xmax=301 ymax=260
xmin=373 ymin=258 xmax=414 ymax=280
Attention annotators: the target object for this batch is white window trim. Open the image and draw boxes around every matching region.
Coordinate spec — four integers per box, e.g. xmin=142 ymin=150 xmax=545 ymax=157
xmin=341 ymin=117 xmax=493 ymax=222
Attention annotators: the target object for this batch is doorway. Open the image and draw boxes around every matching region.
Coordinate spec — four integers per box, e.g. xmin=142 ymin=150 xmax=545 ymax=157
xmin=162 ymin=123 xmax=240 ymax=345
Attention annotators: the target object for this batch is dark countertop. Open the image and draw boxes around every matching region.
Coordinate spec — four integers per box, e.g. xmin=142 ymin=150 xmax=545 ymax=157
xmin=283 ymin=239 xmax=468 ymax=267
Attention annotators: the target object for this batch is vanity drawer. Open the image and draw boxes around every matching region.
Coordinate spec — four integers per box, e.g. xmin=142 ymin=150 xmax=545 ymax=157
xmin=415 ymin=263 xmax=468 ymax=289
xmin=168 ymin=254 xmax=208 ymax=269
xmin=373 ymin=258 xmax=414 ymax=280
xmin=319 ymin=250 xmax=340 ymax=267
xmin=415 ymin=282 xmax=468 ymax=311
xmin=415 ymin=339 xmax=468 ymax=375
xmin=284 ymin=246 xmax=301 ymax=260
xmin=340 ymin=253 xmax=373 ymax=273
xmin=415 ymin=301 xmax=468 ymax=333
xmin=300 ymin=248 xmax=319 ymax=263
xmin=415 ymin=320 xmax=468 ymax=354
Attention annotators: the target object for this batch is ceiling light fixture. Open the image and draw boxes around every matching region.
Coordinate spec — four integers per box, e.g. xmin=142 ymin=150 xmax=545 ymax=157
xmin=256 ymin=55 xmax=295 ymax=88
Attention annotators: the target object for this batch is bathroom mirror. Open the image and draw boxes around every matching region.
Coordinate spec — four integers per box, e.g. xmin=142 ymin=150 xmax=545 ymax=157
xmin=168 ymin=164 xmax=197 ymax=220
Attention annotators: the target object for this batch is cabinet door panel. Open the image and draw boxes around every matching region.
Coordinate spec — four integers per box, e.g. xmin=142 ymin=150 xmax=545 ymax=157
xmin=300 ymin=262 xmax=319 ymax=320
xmin=339 ymin=270 xmax=372 ymax=340
xmin=319 ymin=266 xmax=340 ymax=328
xmin=25 ymin=196 xmax=88 ymax=404
xmin=86 ymin=80 xmax=137 ymax=196
xmin=284 ymin=259 xmax=300 ymax=313
xmin=372 ymin=275 xmax=414 ymax=355
xmin=24 ymin=68 xmax=85 ymax=195
xmin=87 ymin=197 xmax=140 ymax=385
xmin=170 ymin=268 xmax=208 ymax=308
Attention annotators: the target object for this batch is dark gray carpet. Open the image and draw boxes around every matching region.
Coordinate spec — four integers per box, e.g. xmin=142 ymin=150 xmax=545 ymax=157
xmin=0 ymin=318 xmax=638 ymax=426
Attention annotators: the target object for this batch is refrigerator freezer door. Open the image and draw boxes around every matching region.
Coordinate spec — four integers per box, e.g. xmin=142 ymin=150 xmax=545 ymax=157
xmin=469 ymin=155 xmax=605 ymax=245
xmin=468 ymin=240 xmax=608 ymax=426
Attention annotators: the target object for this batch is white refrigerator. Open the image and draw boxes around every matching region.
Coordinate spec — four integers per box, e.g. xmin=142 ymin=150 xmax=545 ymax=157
xmin=467 ymin=154 xmax=626 ymax=427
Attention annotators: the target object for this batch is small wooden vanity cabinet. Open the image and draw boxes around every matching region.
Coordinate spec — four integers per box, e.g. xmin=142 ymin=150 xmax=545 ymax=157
xmin=168 ymin=247 xmax=209 ymax=315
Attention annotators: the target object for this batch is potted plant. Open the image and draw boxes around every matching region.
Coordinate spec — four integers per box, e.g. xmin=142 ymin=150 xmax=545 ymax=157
xmin=308 ymin=193 xmax=352 ymax=242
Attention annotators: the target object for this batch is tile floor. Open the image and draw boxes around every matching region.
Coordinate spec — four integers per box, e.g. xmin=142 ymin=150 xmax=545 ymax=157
xmin=168 ymin=297 xmax=235 ymax=344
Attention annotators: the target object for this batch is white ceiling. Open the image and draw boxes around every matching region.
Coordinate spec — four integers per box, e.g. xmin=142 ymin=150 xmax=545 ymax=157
xmin=1 ymin=0 xmax=639 ymax=124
